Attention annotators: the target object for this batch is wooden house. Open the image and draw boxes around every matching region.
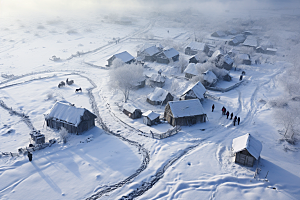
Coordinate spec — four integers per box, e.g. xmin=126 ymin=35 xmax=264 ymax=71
xmin=156 ymin=48 xmax=179 ymax=64
xmin=137 ymin=45 xmax=162 ymax=62
xmin=232 ymin=133 xmax=262 ymax=167
xmin=184 ymin=63 xmax=198 ymax=79
xmin=147 ymin=87 xmax=173 ymax=105
xmin=44 ymin=102 xmax=97 ymax=134
xmin=185 ymin=42 xmax=209 ymax=56
xmin=107 ymin=51 xmax=135 ymax=67
xmin=202 ymin=70 xmax=217 ymax=87
xmin=164 ymin=99 xmax=207 ymax=126
xmin=181 ymin=81 xmax=206 ymax=101
xmin=142 ymin=110 xmax=160 ymax=126
xmin=123 ymin=103 xmax=142 ymax=119
xmin=218 ymin=54 xmax=234 ymax=70
xmin=229 ymin=34 xmax=246 ymax=46
xmin=242 ymin=37 xmax=258 ymax=49
xmin=149 ymin=72 xmax=166 ymax=88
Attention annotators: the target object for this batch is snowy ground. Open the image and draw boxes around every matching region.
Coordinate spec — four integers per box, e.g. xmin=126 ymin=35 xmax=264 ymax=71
xmin=1 ymin=8 xmax=300 ymax=200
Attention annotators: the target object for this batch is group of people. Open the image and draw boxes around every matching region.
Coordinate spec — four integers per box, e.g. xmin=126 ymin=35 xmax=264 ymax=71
xmin=212 ymin=104 xmax=240 ymax=126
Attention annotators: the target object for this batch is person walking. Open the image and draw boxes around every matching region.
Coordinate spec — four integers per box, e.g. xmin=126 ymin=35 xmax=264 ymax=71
xmin=238 ymin=117 xmax=240 ymax=125
xmin=233 ymin=116 xmax=237 ymax=126
xmin=212 ymin=104 xmax=215 ymax=112
xmin=224 ymin=107 xmax=227 ymax=115
xmin=28 ymin=151 xmax=32 ymax=162
xmin=230 ymin=112 xmax=233 ymax=120
xmin=226 ymin=111 xmax=229 ymax=119
xmin=222 ymin=107 xmax=225 ymax=115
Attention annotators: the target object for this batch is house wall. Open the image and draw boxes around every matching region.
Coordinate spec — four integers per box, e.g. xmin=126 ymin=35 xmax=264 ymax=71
xmin=150 ymin=80 xmax=165 ymax=88
xmin=235 ymin=151 xmax=255 ymax=167
xmin=156 ymin=57 xmax=169 ymax=64
xmin=123 ymin=109 xmax=142 ymax=119
xmin=185 ymin=73 xmax=195 ymax=79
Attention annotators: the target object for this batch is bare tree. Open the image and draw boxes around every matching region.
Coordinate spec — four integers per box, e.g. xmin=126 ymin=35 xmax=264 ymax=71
xmin=109 ymin=63 xmax=143 ymax=102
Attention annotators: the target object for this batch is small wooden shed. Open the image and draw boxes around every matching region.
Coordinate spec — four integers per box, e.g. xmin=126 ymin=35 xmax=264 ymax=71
xmin=202 ymin=70 xmax=217 ymax=87
xmin=149 ymin=72 xmax=166 ymax=88
xmin=232 ymin=133 xmax=262 ymax=167
xmin=164 ymin=99 xmax=207 ymax=126
xmin=44 ymin=102 xmax=97 ymax=134
xmin=123 ymin=103 xmax=142 ymax=119
xmin=142 ymin=110 xmax=160 ymax=126
xmin=147 ymin=87 xmax=173 ymax=105
xmin=180 ymin=81 xmax=206 ymax=101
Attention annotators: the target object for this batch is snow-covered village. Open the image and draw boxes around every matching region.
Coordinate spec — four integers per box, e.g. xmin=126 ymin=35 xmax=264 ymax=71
xmin=0 ymin=1 xmax=300 ymax=199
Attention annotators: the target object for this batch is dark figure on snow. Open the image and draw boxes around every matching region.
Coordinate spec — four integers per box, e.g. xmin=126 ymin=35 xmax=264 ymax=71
xmin=233 ymin=116 xmax=237 ymax=126
xmin=222 ymin=107 xmax=225 ymax=115
xmin=240 ymin=75 xmax=243 ymax=81
xmin=238 ymin=117 xmax=240 ymax=125
xmin=28 ymin=151 xmax=32 ymax=162
xmin=226 ymin=111 xmax=229 ymax=119
xmin=224 ymin=107 xmax=227 ymax=115
xmin=230 ymin=112 xmax=233 ymax=120
xmin=212 ymin=104 xmax=215 ymax=112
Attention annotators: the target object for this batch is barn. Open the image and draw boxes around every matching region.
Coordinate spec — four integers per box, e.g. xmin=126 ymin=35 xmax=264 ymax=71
xmin=147 ymin=87 xmax=173 ymax=105
xmin=184 ymin=63 xmax=198 ymax=79
xmin=156 ymin=48 xmax=179 ymax=64
xmin=202 ymin=70 xmax=217 ymax=87
xmin=149 ymin=72 xmax=166 ymax=88
xmin=185 ymin=42 xmax=209 ymax=55
xmin=107 ymin=51 xmax=135 ymax=67
xmin=164 ymin=99 xmax=207 ymax=126
xmin=44 ymin=102 xmax=97 ymax=134
xmin=181 ymin=81 xmax=206 ymax=101
xmin=123 ymin=103 xmax=142 ymax=119
xmin=142 ymin=110 xmax=160 ymax=126
xmin=232 ymin=133 xmax=262 ymax=167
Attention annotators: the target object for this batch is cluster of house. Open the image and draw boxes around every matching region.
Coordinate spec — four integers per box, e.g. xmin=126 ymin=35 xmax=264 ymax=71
xmin=106 ymin=43 xmax=180 ymax=67
xmin=122 ymin=80 xmax=207 ymax=127
xmin=211 ymin=29 xmax=277 ymax=55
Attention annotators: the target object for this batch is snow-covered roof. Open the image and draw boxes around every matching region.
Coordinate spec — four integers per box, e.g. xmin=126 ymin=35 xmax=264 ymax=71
xmin=162 ymin=48 xmax=179 ymax=58
xmin=182 ymin=81 xmax=206 ymax=100
xmin=150 ymin=73 xmax=165 ymax=83
xmin=186 ymin=42 xmax=207 ymax=51
xmin=142 ymin=110 xmax=160 ymax=121
xmin=238 ymin=54 xmax=250 ymax=60
xmin=212 ymin=50 xmax=223 ymax=60
xmin=123 ymin=103 xmax=139 ymax=113
xmin=227 ymin=29 xmax=238 ymax=35
xmin=168 ymin=99 xmax=205 ymax=118
xmin=212 ymin=31 xmax=226 ymax=37
xmin=223 ymin=54 xmax=234 ymax=65
xmin=147 ymin=87 xmax=170 ymax=102
xmin=202 ymin=70 xmax=217 ymax=83
xmin=113 ymin=51 xmax=134 ymax=63
xmin=232 ymin=133 xmax=262 ymax=160
xmin=143 ymin=46 xmax=161 ymax=56
xmin=266 ymin=48 xmax=277 ymax=52
xmin=184 ymin=63 xmax=198 ymax=76
xmin=243 ymin=37 xmax=257 ymax=47
xmin=44 ymin=102 xmax=95 ymax=127
xmin=230 ymin=34 xmax=246 ymax=44
xmin=156 ymin=43 xmax=163 ymax=49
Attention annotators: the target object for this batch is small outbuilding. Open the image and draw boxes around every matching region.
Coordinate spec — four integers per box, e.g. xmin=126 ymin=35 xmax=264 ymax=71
xmin=149 ymin=72 xmax=166 ymax=88
xmin=142 ymin=110 xmax=160 ymax=126
xmin=44 ymin=102 xmax=97 ymax=134
xmin=180 ymin=81 xmax=206 ymax=101
xmin=147 ymin=87 xmax=173 ymax=105
xmin=238 ymin=54 xmax=251 ymax=65
xmin=185 ymin=42 xmax=209 ymax=55
xmin=265 ymin=48 xmax=277 ymax=55
xmin=107 ymin=51 xmax=135 ymax=67
xmin=164 ymin=99 xmax=207 ymax=126
xmin=156 ymin=48 xmax=179 ymax=64
xmin=122 ymin=103 xmax=142 ymax=119
xmin=202 ymin=70 xmax=218 ymax=87
xmin=184 ymin=63 xmax=198 ymax=79
xmin=232 ymin=133 xmax=262 ymax=167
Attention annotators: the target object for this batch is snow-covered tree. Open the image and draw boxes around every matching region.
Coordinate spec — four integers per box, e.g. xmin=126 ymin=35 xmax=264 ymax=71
xmin=177 ymin=56 xmax=188 ymax=73
xmin=109 ymin=63 xmax=143 ymax=102
xmin=111 ymin=58 xmax=124 ymax=69
xmin=59 ymin=127 xmax=69 ymax=143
